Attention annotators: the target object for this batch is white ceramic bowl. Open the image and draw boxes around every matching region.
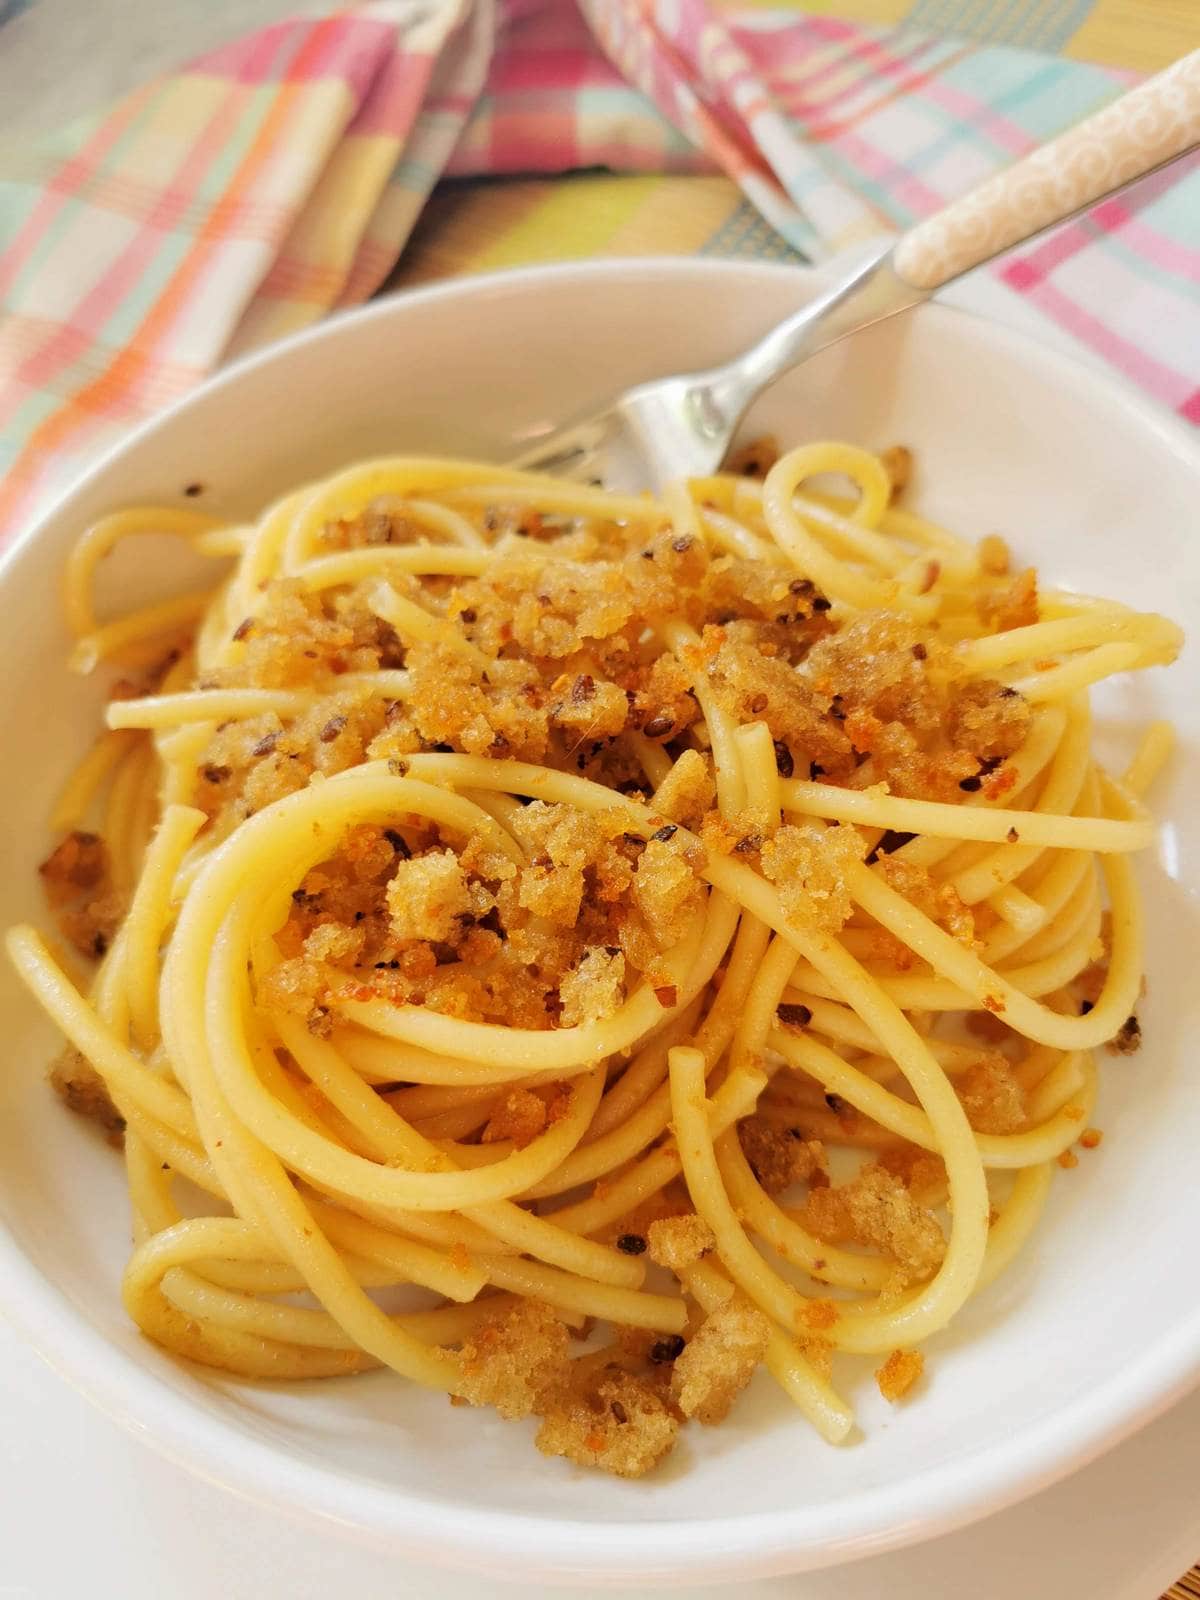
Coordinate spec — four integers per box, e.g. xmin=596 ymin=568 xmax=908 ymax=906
xmin=0 ymin=259 xmax=1197 ymax=1586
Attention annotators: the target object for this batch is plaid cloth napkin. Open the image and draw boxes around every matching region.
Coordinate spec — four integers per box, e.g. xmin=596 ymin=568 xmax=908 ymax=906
xmin=1 ymin=0 xmax=1196 ymax=542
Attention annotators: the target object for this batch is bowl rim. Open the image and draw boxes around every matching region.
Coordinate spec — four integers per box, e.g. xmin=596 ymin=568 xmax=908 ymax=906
xmin=2 ymin=254 xmax=1198 ymax=1585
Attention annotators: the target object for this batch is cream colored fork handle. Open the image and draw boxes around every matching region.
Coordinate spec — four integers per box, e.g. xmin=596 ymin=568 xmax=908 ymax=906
xmin=893 ymin=47 xmax=1200 ymax=291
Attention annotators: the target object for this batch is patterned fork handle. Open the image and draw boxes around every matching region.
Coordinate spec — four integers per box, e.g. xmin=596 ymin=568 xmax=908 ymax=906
xmin=893 ymin=48 xmax=1200 ymax=291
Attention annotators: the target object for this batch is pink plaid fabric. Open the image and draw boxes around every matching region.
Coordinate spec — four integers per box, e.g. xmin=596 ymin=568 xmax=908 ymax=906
xmin=0 ymin=0 xmax=1196 ymax=541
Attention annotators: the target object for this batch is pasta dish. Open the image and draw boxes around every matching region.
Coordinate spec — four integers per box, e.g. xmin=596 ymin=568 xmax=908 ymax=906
xmin=7 ymin=439 xmax=1180 ymax=1477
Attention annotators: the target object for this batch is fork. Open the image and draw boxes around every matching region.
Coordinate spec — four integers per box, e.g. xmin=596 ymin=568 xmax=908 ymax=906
xmin=513 ymin=49 xmax=1200 ymax=491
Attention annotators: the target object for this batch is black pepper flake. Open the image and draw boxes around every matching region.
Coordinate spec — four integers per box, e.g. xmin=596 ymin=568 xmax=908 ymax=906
xmin=651 ymin=823 xmax=678 ymax=843
xmin=643 ymin=713 xmax=674 ymax=739
xmin=183 ymin=482 xmax=205 ymax=498
xmin=1006 ymin=827 xmax=1020 ymax=843
xmin=789 ymin=578 xmax=814 ymax=597
xmin=459 ymin=608 xmax=476 ymax=624
xmin=959 ymin=775 xmax=983 ymax=792
xmin=778 ymin=1003 xmax=812 ymax=1029
xmin=200 ymin=763 xmax=231 ymax=783
xmin=774 ymin=741 xmax=794 ymax=778
xmin=809 ymin=762 xmax=826 ymax=780
xmin=649 ymin=1335 xmax=686 ymax=1364
xmin=251 ymin=731 xmax=280 ymax=758
xmin=999 ymin=686 xmax=1020 ymax=699
xmin=616 ymin=1233 xmax=647 ymax=1256
xmin=734 ymin=833 xmax=763 ymax=854
xmin=571 ymin=674 xmax=595 ymax=704
xmin=319 ymin=714 xmax=347 ymax=744
xmin=812 ymin=596 xmax=832 ymax=612
xmin=911 ymin=642 xmax=927 ymax=660
xmin=610 ymin=1400 xmax=629 ymax=1424
xmin=387 ymin=758 xmax=409 ymax=776
xmin=671 ymin=535 xmax=694 ymax=554
xmin=825 ymin=1092 xmax=848 ymax=1114
xmin=232 ymin=616 xmax=255 ymax=642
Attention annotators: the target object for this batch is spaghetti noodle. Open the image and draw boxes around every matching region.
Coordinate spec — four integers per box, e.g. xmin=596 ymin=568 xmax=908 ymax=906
xmin=7 ymin=440 xmax=1181 ymax=1477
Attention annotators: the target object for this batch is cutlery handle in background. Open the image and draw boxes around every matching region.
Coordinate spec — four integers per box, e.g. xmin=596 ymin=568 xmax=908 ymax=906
xmin=893 ymin=48 xmax=1200 ymax=291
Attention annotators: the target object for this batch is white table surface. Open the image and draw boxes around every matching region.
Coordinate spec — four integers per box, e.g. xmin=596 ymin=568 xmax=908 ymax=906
xmin=1 ymin=1309 xmax=1195 ymax=1600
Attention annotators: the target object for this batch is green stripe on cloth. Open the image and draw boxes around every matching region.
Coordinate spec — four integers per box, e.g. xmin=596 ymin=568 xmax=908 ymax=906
xmin=699 ymin=199 xmax=805 ymax=262
xmin=906 ymin=0 xmax=1097 ymax=52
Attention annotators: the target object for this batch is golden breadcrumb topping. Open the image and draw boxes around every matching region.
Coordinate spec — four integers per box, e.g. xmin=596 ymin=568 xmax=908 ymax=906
xmin=738 ymin=1120 xmax=826 ymax=1196
xmin=455 ymin=1299 xmax=571 ymax=1419
xmin=801 ymin=1165 xmax=946 ymax=1284
xmin=535 ymin=1367 xmax=679 ymax=1479
xmin=876 ymin=1348 xmax=924 ymax=1402
xmin=670 ymin=1299 xmax=769 ymax=1424
xmin=647 ymin=1213 xmax=717 ymax=1273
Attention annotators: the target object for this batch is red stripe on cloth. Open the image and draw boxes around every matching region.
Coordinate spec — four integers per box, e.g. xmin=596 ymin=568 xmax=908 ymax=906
xmin=0 ymin=20 xmax=351 ymax=531
xmin=345 ymin=49 xmax=438 ymax=137
xmin=0 ymin=79 xmax=259 ymax=433
xmin=1000 ymin=265 xmax=1192 ymax=411
xmin=0 ymin=82 xmax=157 ymax=303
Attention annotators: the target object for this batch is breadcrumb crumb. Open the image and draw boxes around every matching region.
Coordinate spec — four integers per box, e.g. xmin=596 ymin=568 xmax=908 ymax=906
xmin=536 ymin=1368 xmax=679 ymax=1478
xmin=738 ymin=1119 xmax=826 ymax=1196
xmin=670 ymin=1300 xmax=769 ymax=1424
xmin=646 ymin=1214 xmax=716 ymax=1273
xmin=48 ymin=1047 xmax=124 ymax=1142
xmin=455 ymin=1300 xmax=572 ymax=1419
xmin=876 ymin=1349 xmax=924 ymax=1402
xmin=801 ymin=1165 xmax=945 ymax=1283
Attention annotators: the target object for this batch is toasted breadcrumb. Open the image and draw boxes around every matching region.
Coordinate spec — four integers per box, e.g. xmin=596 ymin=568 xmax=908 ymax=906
xmin=957 ymin=1054 xmax=1026 ymax=1134
xmin=646 ymin=1213 xmax=716 ymax=1273
xmin=48 ymin=1047 xmax=124 ymax=1141
xmin=761 ymin=823 xmax=863 ymax=932
xmin=386 ymin=849 xmax=472 ymax=945
xmin=632 ymin=838 xmax=704 ymax=951
xmin=670 ymin=1300 xmax=769 ymax=1424
xmin=38 ymin=831 xmax=124 ymax=957
xmin=559 ymin=946 xmax=626 ymax=1027
xmin=877 ymin=856 xmax=976 ymax=947
xmin=799 ymin=1338 xmax=834 ymax=1380
xmin=455 ymin=1300 xmax=572 ymax=1420
xmin=1107 ymin=1015 xmax=1141 ymax=1055
xmin=876 ymin=1144 xmax=947 ymax=1206
xmin=536 ymin=1368 xmax=679 ymax=1478
xmin=801 ymin=1165 xmax=945 ymax=1283
xmin=482 ymin=1088 xmax=549 ymax=1148
xmin=876 ymin=1349 xmax=924 ymax=1402
xmin=649 ymin=749 xmax=716 ymax=828
xmin=738 ymin=1119 xmax=826 ymax=1196
xmin=980 ymin=568 xmax=1038 ymax=632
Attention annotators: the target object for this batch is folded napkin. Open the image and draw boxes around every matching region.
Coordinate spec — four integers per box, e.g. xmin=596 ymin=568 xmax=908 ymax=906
xmin=0 ymin=0 xmax=1196 ymax=541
